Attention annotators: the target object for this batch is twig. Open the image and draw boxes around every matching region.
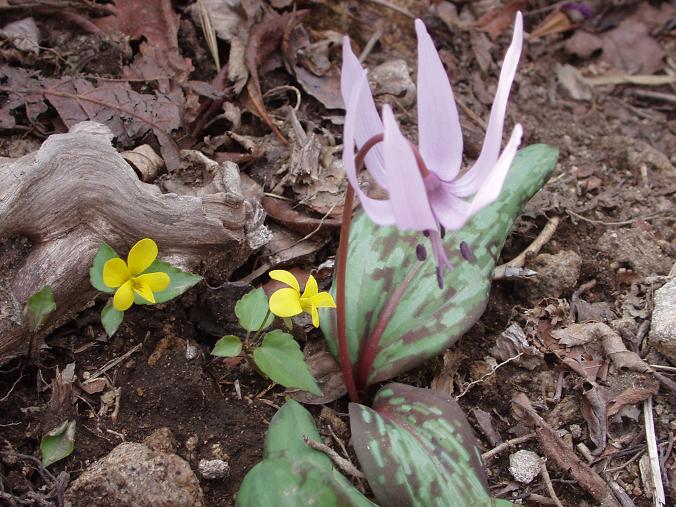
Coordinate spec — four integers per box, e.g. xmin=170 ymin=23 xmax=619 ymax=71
xmin=456 ymin=353 xmax=523 ymax=399
xmin=628 ymin=89 xmax=676 ymax=104
xmin=85 ymin=343 xmax=142 ymax=382
xmin=540 ymin=459 xmax=564 ymax=507
xmin=303 ymin=435 xmax=365 ymax=479
xmin=0 ymin=369 xmax=24 ymax=402
xmin=359 ymin=29 xmax=382 ymax=64
xmin=566 ymin=209 xmax=671 ymax=227
xmin=363 ymin=0 xmax=414 ymax=18
xmin=526 ymin=493 xmax=558 ymax=506
xmin=482 ymin=432 xmax=536 ymax=461
xmin=493 ymin=217 xmax=560 ymax=279
xmin=456 ymin=99 xmax=488 ymax=130
xmin=643 ymin=397 xmax=666 ymax=507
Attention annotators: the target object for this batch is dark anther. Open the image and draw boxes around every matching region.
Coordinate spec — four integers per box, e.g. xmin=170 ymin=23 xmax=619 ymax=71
xmin=439 ymin=225 xmax=446 ymax=239
xmin=423 ymin=230 xmax=430 ymax=238
xmin=435 ymin=267 xmax=444 ymax=289
xmin=416 ymin=244 xmax=427 ymax=261
xmin=460 ymin=241 xmax=475 ymax=262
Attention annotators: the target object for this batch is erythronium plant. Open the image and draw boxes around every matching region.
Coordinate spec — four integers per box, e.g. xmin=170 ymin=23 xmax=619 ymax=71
xmin=326 ymin=13 xmax=559 ymax=404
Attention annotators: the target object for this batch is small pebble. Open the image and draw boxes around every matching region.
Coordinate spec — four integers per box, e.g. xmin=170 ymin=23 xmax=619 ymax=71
xmin=185 ymin=343 xmax=199 ymax=360
xmin=509 ymin=450 xmax=541 ymax=484
xmin=198 ymin=459 xmax=230 ymax=480
xmin=569 ymin=424 xmax=582 ymax=439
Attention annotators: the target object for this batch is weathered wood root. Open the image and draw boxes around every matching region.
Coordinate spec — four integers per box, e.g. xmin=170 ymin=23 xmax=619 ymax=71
xmin=0 ymin=122 xmax=268 ymax=364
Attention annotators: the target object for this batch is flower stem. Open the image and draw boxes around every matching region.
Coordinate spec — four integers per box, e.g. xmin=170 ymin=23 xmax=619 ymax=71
xmin=356 ymin=261 xmax=422 ymax=390
xmin=336 ymin=185 xmax=360 ymax=403
xmin=335 ymin=132 xmax=384 ymax=404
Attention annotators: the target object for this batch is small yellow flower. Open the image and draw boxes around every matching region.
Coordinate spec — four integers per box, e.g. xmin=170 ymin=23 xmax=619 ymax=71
xmin=268 ymin=270 xmax=336 ymax=327
xmin=103 ymin=238 xmax=170 ymax=311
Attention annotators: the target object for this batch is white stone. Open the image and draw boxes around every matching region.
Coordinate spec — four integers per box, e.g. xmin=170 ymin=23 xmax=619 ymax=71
xmin=649 ymin=277 xmax=676 ymax=364
xmin=198 ymin=459 xmax=230 ymax=480
xmin=509 ymin=450 xmax=541 ymax=484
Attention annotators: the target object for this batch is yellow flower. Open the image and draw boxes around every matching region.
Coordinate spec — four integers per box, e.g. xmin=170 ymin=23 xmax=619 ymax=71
xmin=268 ymin=270 xmax=336 ymax=327
xmin=102 ymin=238 xmax=170 ymax=311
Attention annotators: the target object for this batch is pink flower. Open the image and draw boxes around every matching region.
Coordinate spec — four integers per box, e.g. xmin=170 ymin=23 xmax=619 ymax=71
xmin=341 ymin=13 xmax=524 ymax=286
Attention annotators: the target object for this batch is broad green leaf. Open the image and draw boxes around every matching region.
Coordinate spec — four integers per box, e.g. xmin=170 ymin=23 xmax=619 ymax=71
xmin=252 ymin=331 xmax=321 ymax=395
xmin=133 ymin=260 xmax=202 ymax=305
xmin=350 ymin=383 xmax=502 ymax=507
xmin=235 ymin=288 xmax=274 ymax=332
xmin=89 ymin=243 xmax=119 ymax=293
xmin=25 ymin=285 xmax=56 ymax=332
xmin=41 ymin=420 xmax=76 ymax=467
xmin=211 ymin=335 xmax=243 ymax=357
xmin=101 ymin=302 xmax=124 ymax=337
xmin=237 ymin=400 xmax=374 ymax=507
xmin=320 ymin=145 xmax=558 ymax=386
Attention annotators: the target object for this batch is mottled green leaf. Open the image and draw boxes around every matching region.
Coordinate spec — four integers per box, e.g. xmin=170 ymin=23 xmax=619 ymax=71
xmin=350 ymin=383 xmax=498 ymax=507
xmin=133 ymin=260 xmax=202 ymax=305
xmin=252 ymin=331 xmax=321 ymax=395
xmin=235 ymin=288 xmax=274 ymax=332
xmin=89 ymin=243 xmax=118 ymax=293
xmin=101 ymin=302 xmax=124 ymax=337
xmin=320 ymin=145 xmax=558 ymax=386
xmin=237 ymin=400 xmax=374 ymax=507
xmin=211 ymin=335 xmax=243 ymax=357
xmin=25 ymin=285 xmax=56 ymax=332
xmin=40 ymin=420 xmax=76 ymax=467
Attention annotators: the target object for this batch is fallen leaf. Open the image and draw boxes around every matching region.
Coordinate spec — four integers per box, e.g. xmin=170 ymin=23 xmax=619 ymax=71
xmin=475 ymin=0 xmax=525 ymax=40
xmin=0 ymin=17 xmax=40 ymax=53
xmin=580 ymin=380 xmax=609 ymax=453
xmin=262 ymin=196 xmax=340 ymax=235
xmin=94 ymin=0 xmax=181 ymax=49
xmin=472 ymin=407 xmax=502 ymax=446
xmin=491 ymin=322 xmax=544 ymax=370
xmin=287 ymin=340 xmax=346 ymax=404
xmin=607 ymin=378 xmax=659 ymax=417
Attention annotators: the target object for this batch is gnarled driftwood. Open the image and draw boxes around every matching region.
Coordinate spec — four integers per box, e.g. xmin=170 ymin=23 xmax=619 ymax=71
xmin=0 ymin=122 xmax=268 ymax=364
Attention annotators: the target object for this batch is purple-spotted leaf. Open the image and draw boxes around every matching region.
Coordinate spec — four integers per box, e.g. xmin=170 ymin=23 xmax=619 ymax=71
xmin=350 ymin=383 xmax=497 ymax=507
xmin=320 ymin=145 xmax=558 ymax=386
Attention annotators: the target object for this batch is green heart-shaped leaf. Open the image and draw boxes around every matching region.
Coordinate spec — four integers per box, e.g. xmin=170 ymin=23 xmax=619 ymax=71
xmin=350 ymin=383 xmax=502 ymax=507
xmin=101 ymin=302 xmax=124 ymax=337
xmin=133 ymin=260 xmax=202 ymax=305
xmin=235 ymin=288 xmax=274 ymax=332
xmin=211 ymin=335 xmax=243 ymax=357
xmin=237 ymin=400 xmax=374 ymax=507
xmin=90 ymin=243 xmax=118 ymax=293
xmin=41 ymin=420 xmax=76 ymax=467
xmin=320 ymin=145 xmax=558 ymax=386
xmin=25 ymin=285 xmax=56 ymax=332
xmin=252 ymin=331 xmax=321 ymax=395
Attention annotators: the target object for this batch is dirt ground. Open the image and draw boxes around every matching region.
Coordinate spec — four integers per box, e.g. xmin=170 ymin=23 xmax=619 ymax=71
xmin=0 ymin=1 xmax=674 ymax=506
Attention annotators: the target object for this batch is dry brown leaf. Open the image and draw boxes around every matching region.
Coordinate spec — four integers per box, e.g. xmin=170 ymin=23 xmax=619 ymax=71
xmin=475 ymin=0 xmax=525 ymax=40
xmin=472 ymin=407 xmax=502 ymax=446
xmin=262 ymin=196 xmax=340 ymax=235
xmin=490 ymin=323 xmax=544 ymax=370
xmin=607 ymin=379 xmax=659 ymax=417
xmin=93 ymin=0 xmax=181 ymax=49
xmin=287 ymin=340 xmax=346 ymax=405
xmin=580 ymin=381 xmax=609 ymax=453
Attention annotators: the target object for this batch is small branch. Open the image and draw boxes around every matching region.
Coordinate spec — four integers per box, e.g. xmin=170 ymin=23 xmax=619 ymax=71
xmin=540 ymin=459 xmax=564 ymax=507
xmin=303 ymin=436 xmax=365 ymax=480
xmin=643 ymin=397 xmax=666 ymax=507
xmin=482 ymin=433 xmax=536 ymax=461
xmin=456 ymin=353 xmax=523 ymax=399
xmin=493 ymin=217 xmax=560 ymax=280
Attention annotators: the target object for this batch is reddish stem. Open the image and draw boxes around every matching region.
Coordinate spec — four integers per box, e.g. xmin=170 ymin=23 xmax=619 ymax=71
xmin=335 ymin=133 xmax=384 ymax=403
xmin=336 ymin=185 xmax=360 ymax=403
xmin=356 ymin=262 xmax=422 ymax=390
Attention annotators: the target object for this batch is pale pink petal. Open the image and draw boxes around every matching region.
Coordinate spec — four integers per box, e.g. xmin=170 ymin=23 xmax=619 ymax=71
xmin=467 ymin=124 xmax=522 ymax=216
xmin=341 ymin=37 xmax=388 ymax=189
xmin=382 ymin=104 xmax=437 ymax=232
xmin=343 ymin=71 xmax=396 ymax=226
xmin=415 ymin=19 xmax=463 ymax=181
xmin=451 ymin=12 xmax=523 ymax=196
xmin=427 ymin=177 xmax=472 ymax=231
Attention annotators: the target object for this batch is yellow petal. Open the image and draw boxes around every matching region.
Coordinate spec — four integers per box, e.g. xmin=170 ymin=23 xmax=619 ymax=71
xmin=135 ymin=272 xmax=170 ymax=292
xmin=269 ymin=287 xmax=303 ymax=317
xmin=310 ymin=291 xmax=336 ymax=309
xmin=301 ymin=274 xmax=318 ymax=299
xmin=103 ymin=258 xmax=130 ymax=288
xmin=133 ymin=278 xmax=156 ymax=304
xmin=269 ymin=270 xmax=300 ymax=292
xmin=127 ymin=238 xmax=158 ymax=276
xmin=113 ymin=281 xmax=134 ymax=311
xmin=310 ymin=305 xmax=319 ymax=328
